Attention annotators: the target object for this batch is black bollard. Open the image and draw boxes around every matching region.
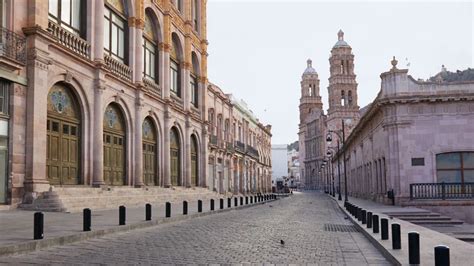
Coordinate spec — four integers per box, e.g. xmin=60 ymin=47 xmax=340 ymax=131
xmin=408 ymin=231 xmax=420 ymax=265
xmin=228 ymin=198 xmax=231 ymax=208
xmin=220 ymin=198 xmax=224 ymax=209
xmin=240 ymin=197 xmax=243 ymax=206
xmin=434 ymin=245 xmax=450 ymax=266
xmin=166 ymin=202 xmax=171 ymax=218
xmin=250 ymin=196 xmax=253 ymax=204
xmin=361 ymin=210 xmax=367 ymax=224
xmin=210 ymin=199 xmax=215 ymax=211
xmin=392 ymin=223 xmax=401 ymax=250
xmin=367 ymin=212 xmax=373 ymax=228
xmin=372 ymin=214 xmax=379 ymax=234
xmin=183 ymin=201 xmax=188 ymax=215
xmin=119 ymin=206 xmax=126 ymax=225
xmin=34 ymin=212 xmax=44 ymax=240
xmin=381 ymin=218 xmax=389 ymax=240
xmin=245 ymin=196 xmax=248 ymax=205
xmin=145 ymin=203 xmax=152 ymax=221
xmin=254 ymin=195 xmax=257 ymax=203
xmin=83 ymin=208 xmax=91 ymax=232
xmin=234 ymin=197 xmax=238 ymax=207
xmin=198 ymin=200 xmax=202 ymax=213
xmin=357 ymin=208 xmax=363 ymax=221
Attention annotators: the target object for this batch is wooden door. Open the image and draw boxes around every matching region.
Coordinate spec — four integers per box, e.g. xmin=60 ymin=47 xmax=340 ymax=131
xmin=46 ymin=85 xmax=80 ymax=185
xmin=170 ymin=128 xmax=181 ymax=186
xmin=190 ymin=135 xmax=198 ymax=186
xmin=103 ymin=105 xmax=126 ymax=186
xmin=142 ymin=118 xmax=157 ymax=186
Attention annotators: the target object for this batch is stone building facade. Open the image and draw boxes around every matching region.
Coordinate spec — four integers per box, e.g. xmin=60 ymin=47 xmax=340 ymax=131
xmin=206 ymin=85 xmax=272 ymax=196
xmin=332 ymin=60 xmax=474 ymax=214
xmin=0 ymin=0 xmax=271 ymax=208
xmin=298 ymin=31 xmax=359 ymax=189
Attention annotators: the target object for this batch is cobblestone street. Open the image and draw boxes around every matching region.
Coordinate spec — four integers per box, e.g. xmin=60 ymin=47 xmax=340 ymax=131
xmin=0 ymin=192 xmax=389 ymax=265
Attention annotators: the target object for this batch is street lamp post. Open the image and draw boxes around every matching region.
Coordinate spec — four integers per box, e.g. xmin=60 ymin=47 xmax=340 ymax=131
xmin=342 ymin=119 xmax=348 ymax=202
xmin=325 ymin=118 xmax=351 ymax=202
xmin=337 ymin=140 xmax=342 ymax=201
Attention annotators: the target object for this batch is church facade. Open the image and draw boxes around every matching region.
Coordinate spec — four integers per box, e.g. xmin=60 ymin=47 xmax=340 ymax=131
xmin=298 ymin=30 xmax=360 ymax=190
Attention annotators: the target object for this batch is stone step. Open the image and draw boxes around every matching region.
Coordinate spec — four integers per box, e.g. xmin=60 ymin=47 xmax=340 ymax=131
xmin=409 ymin=219 xmax=464 ymax=225
xmin=20 ymin=186 xmax=258 ymax=212
xmin=383 ymin=211 xmax=434 ymax=216
xmin=387 ymin=213 xmax=441 ymax=218
xmin=398 ymin=216 xmax=452 ymax=221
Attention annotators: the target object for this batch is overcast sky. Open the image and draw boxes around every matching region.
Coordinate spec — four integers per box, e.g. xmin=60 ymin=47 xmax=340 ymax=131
xmin=206 ymin=0 xmax=473 ymax=144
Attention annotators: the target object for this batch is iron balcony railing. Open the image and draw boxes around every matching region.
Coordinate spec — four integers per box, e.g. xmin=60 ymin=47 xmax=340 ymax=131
xmin=0 ymin=26 xmax=26 ymax=64
xmin=410 ymin=182 xmax=474 ymax=200
xmin=226 ymin=141 xmax=234 ymax=152
xmin=235 ymin=141 xmax=245 ymax=153
xmin=246 ymin=145 xmax=259 ymax=159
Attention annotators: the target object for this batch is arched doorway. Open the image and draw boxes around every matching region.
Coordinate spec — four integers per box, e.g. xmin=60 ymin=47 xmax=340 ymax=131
xmin=143 ymin=117 xmax=157 ymax=186
xmin=170 ymin=127 xmax=181 ymax=186
xmin=103 ymin=104 xmax=126 ymax=186
xmin=47 ymin=84 xmax=81 ymax=185
xmin=190 ymin=135 xmax=198 ymax=186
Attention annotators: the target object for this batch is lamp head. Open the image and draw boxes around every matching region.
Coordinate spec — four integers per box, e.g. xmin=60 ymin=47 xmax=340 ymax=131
xmin=326 ymin=133 xmax=332 ymax=142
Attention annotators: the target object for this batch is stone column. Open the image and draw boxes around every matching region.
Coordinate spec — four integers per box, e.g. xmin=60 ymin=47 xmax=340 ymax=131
xmin=92 ymin=83 xmax=105 ymax=187
xmin=134 ymin=27 xmax=144 ymax=83
xmin=163 ymin=111 xmax=171 ymax=187
xmin=134 ymin=92 xmax=144 ymax=187
xmin=93 ymin=0 xmax=104 ymax=61
xmin=24 ymin=48 xmax=50 ymax=201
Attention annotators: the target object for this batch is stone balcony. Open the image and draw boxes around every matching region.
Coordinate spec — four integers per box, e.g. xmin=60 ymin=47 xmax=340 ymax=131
xmin=47 ymin=20 xmax=90 ymax=59
xmin=104 ymin=54 xmax=132 ymax=82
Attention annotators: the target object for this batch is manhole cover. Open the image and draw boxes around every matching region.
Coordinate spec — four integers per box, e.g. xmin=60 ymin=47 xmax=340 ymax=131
xmin=324 ymin=224 xmax=360 ymax=233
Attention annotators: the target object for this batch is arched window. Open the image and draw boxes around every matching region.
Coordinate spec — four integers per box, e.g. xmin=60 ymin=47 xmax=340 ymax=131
xmin=224 ymin=119 xmax=229 ymax=142
xmin=208 ymin=109 xmax=214 ymax=135
xmin=192 ymin=0 xmax=200 ymax=32
xmin=104 ymin=0 xmax=127 ymax=63
xmin=170 ymin=34 xmax=182 ymax=97
xmin=175 ymin=0 xmax=183 ymax=13
xmin=341 ymin=90 xmax=345 ymax=106
xmin=308 ymin=85 xmax=312 ymax=97
xmin=217 ymin=115 xmax=222 ymax=142
xmin=340 ymin=60 xmax=344 ymax=74
xmin=143 ymin=12 xmax=158 ymax=83
xmin=48 ymin=0 xmax=85 ymax=37
xmin=190 ymin=53 xmax=199 ymax=108
xmin=348 ymin=90 xmax=353 ymax=106
xmin=436 ymin=152 xmax=474 ymax=183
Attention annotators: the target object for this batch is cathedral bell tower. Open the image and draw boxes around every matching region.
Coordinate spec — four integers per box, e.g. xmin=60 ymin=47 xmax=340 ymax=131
xmin=299 ymin=59 xmax=323 ymax=125
xmin=327 ymin=30 xmax=360 ymax=134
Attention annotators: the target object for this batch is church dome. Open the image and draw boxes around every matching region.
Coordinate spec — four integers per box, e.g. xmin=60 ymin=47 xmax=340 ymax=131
xmin=333 ymin=29 xmax=350 ymax=48
xmin=303 ymin=59 xmax=317 ymax=75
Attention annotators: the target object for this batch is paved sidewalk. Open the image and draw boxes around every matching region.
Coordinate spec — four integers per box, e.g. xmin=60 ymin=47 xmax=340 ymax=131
xmin=0 ymin=196 xmax=259 ymax=254
xmin=330 ymin=194 xmax=474 ymax=265
xmin=1 ymin=192 xmax=389 ymax=264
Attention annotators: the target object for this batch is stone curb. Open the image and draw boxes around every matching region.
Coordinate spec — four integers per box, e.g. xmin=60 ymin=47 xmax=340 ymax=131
xmin=0 ymin=197 xmax=281 ymax=257
xmin=329 ymin=195 xmax=402 ymax=266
